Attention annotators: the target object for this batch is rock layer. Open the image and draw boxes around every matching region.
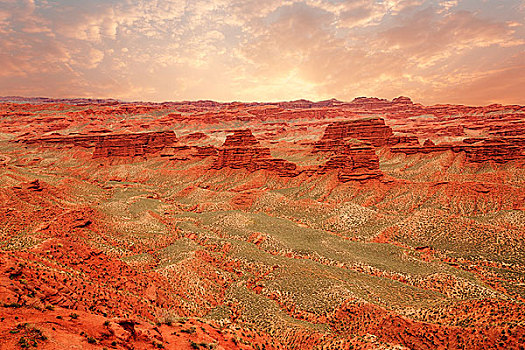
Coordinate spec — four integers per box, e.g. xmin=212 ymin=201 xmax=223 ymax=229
xmin=314 ymin=117 xmax=394 ymax=149
xmin=92 ymin=131 xmax=178 ymax=158
xmin=211 ymin=129 xmax=299 ymax=177
xmin=317 ymin=143 xmax=382 ymax=182
xmin=391 ymin=137 xmax=525 ymax=164
xmin=314 ymin=117 xmax=418 ymax=152
xmin=19 ymin=131 xmax=178 ymax=158
xmin=1 ymin=97 xmax=525 ymax=350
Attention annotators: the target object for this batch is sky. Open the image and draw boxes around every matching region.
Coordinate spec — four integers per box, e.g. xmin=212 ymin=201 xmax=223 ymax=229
xmin=0 ymin=0 xmax=524 ymax=105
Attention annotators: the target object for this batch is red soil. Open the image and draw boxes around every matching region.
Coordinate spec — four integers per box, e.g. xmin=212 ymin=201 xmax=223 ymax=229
xmin=1 ymin=96 xmax=524 ymax=349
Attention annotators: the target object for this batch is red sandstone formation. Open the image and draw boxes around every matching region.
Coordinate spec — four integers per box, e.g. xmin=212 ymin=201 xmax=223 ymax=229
xmin=179 ymin=132 xmax=208 ymax=143
xmin=312 ymin=117 xmax=415 ymax=181
xmin=1 ymin=97 xmax=525 ymax=350
xmin=212 ymin=129 xmax=299 ymax=177
xmin=314 ymin=117 xmax=418 ymax=152
xmin=222 ymin=129 xmax=260 ymax=148
xmin=391 ymin=96 xmax=414 ymax=105
xmin=350 ymin=97 xmax=397 ymax=110
xmin=160 ymin=145 xmax=218 ymax=160
xmin=423 ymin=139 xmax=435 ymax=147
xmin=92 ymin=131 xmax=178 ymax=158
xmin=314 ymin=117 xmax=394 ymax=149
xmin=18 ymin=131 xmax=178 ymax=158
xmin=391 ymin=137 xmax=524 ymax=164
xmin=0 ymin=249 xmax=281 ymax=349
xmin=317 ymin=143 xmax=383 ymax=182
xmin=460 ymin=139 xmax=524 ymax=163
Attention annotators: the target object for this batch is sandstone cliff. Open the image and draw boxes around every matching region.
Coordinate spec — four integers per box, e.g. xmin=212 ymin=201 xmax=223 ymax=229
xmin=211 ymin=129 xmax=299 ymax=177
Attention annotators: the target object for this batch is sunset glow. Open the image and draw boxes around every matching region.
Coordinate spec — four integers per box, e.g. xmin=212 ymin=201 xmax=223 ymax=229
xmin=1 ymin=0 xmax=524 ymax=104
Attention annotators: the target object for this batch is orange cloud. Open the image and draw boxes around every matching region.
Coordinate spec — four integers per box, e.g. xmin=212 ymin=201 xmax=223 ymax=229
xmin=0 ymin=0 xmax=523 ymax=105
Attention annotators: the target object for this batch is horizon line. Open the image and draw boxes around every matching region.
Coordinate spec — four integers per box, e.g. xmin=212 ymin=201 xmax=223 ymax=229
xmin=1 ymin=95 xmax=521 ymax=108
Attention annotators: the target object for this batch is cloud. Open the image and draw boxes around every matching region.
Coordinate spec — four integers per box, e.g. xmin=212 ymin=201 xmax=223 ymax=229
xmin=438 ymin=0 xmax=458 ymax=13
xmin=378 ymin=8 xmax=522 ymax=63
xmin=429 ymin=52 xmax=525 ymax=105
xmin=0 ymin=0 xmax=523 ymax=104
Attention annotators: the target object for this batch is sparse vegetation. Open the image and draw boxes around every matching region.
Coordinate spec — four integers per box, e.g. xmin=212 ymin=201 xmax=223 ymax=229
xmin=0 ymin=101 xmax=524 ymax=349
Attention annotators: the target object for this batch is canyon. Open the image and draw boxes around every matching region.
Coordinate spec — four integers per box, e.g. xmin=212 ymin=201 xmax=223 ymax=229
xmin=0 ymin=96 xmax=524 ymax=349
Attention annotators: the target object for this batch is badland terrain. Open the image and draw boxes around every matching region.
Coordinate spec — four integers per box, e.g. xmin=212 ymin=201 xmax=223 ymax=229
xmin=0 ymin=96 xmax=524 ymax=349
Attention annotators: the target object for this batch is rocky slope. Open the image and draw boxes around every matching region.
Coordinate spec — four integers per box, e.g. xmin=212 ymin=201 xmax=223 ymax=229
xmin=316 ymin=143 xmax=383 ymax=182
xmin=211 ymin=129 xmax=299 ymax=177
xmin=314 ymin=117 xmax=395 ymax=149
xmin=18 ymin=131 xmax=179 ymax=158
xmin=92 ymin=131 xmax=178 ymax=158
xmin=391 ymin=137 xmax=525 ymax=164
xmin=0 ymin=97 xmax=524 ymax=349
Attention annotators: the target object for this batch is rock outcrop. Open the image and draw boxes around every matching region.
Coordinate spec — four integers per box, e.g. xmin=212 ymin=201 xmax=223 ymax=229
xmin=349 ymin=97 xmax=392 ymax=110
xmin=222 ymin=129 xmax=260 ymax=148
xmin=19 ymin=131 xmax=178 ymax=158
xmin=161 ymin=145 xmax=218 ymax=160
xmin=92 ymin=131 xmax=178 ymax=158
xmin=211 ymin=129 xmax=299 ymax=177
xmin=391 ymin=137 xmax=525 ymax=164
xmin=312 ymin=118 xmax=397 ymax=181
xmin=423 ymin=139 xmax=435 ymax=147
xmin=314 ymin=117 xmax=418 ymax=151
xmin=392 ymin=96 xmax=414 ymax=105
xmin=314 ymin=118 xmax=394 ymax=149
xmin=317 ymin=143 xmax=382 ymax=182
xmin=2 ymin=96 xmax=525 ymax=350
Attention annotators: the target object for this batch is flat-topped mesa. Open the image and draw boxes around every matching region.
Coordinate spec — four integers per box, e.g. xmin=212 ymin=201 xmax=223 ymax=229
xmin=350 ymin=97 xmax=391 ymax=110
xmin=92 ymin=131 xmax=178 ymax=158
xmin=314 ymin=117 xmax=397 ymax=151
xmin=211 ymin=129 xmax=299 ymax=177
xmin=391 ymin=137 xmax=525 ymax=164
xmin=18 ymin=130 xmax=178 ymax=158
xmin=222 ymin=128 xmax=260 ymax=148
xmin=20 ymin=130 xmax=177 ymax=159
xmin=458 ymin=138 xmax=524 ymax=164
xmin=19 ymin=130 xmax=177 ymax=148
xmin=317 ymin=143 xmax=383 ymax=182
xmin=392 ymin=96 xmax=413 ymax=105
